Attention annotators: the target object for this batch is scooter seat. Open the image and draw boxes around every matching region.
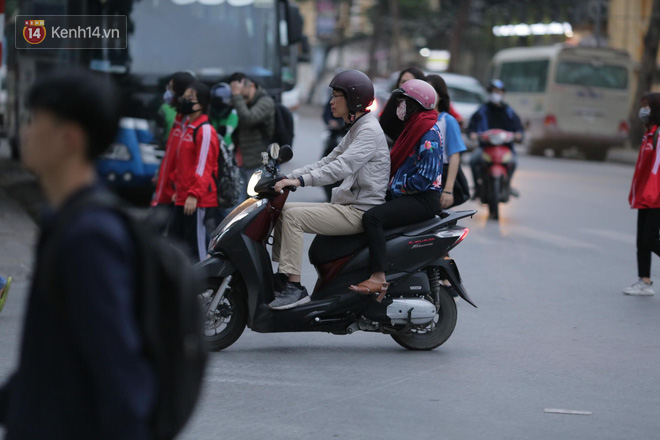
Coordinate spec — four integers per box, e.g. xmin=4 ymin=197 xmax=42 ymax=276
xmin=309 ymin=216 xmax=445 ymax=266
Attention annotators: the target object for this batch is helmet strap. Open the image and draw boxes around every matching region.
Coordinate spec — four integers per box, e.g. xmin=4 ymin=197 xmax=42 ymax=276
xmin=348 ymin=112 xmax=357 ymax=123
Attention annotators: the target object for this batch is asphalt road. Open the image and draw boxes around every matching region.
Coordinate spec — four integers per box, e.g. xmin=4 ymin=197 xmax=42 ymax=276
xmin=178 ymin=109 xmax=660 ymax=439
xmin=1 ymin=108 xmax=658 ymax=439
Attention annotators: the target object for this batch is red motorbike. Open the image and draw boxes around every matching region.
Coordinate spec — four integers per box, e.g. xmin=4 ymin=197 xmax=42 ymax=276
xmin=477 ymin=129 xmax=515 ymax=220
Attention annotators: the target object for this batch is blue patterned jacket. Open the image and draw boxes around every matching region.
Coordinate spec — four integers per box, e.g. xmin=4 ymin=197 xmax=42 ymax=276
xmin=389 ymin=125 xmax=444 ymax=197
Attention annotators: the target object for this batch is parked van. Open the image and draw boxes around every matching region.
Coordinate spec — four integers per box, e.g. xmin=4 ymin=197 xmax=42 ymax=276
xmin=490 ymin=44 xmax=632 ymax=161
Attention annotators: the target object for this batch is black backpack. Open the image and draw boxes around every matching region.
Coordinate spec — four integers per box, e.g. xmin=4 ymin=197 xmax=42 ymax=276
xmin=193 ymin=121 xmax=241 ymax=208
xmin=254 ymin=94 xmax=295 ymax=147
xmin=47 ymin=190 xmax=207 ymax=440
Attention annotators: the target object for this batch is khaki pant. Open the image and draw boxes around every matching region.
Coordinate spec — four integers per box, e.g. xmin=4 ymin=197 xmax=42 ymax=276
xmin=272 ymin=202 xmax=365 ymax=276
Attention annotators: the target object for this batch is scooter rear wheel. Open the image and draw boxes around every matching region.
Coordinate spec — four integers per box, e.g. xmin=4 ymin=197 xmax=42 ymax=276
xmin=391 ymin=286 xmax=457 ymax=351
xmin=199 ymin=277 xmax=248 ymax=351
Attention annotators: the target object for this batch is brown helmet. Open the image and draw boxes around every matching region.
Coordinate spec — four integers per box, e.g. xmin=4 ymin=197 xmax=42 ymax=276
xmin=329 ymin=70 xmax=374 ymax=114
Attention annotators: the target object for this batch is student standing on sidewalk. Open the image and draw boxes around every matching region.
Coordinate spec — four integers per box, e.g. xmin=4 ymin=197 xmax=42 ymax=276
xmin=0 ymin=70 xmax=155 ymax=439
xmin=624 ymin=92 xmax=660 ymax=296
xmin=150 ymin=72 xmax=196 ymax=232
xmin=166 ymin=82 xmax=220 ymax=262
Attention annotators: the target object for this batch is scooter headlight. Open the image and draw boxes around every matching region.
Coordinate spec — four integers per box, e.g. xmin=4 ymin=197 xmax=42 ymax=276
xmin=502 ymin=151 xmax=513 ymax=163
xmin=481 ymin=152 xmax=492 ymax=163
xmin=246 ymin=170 xmax=263 ymax=197
xmin=487 ymin=132 xmax=507 ymax=145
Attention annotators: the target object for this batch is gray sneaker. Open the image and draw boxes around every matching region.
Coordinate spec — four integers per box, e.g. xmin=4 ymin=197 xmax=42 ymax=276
xmin=268 ymin=283 xmax=311 ymax=310
xmin=623 ymin=280 xmax=655 ymax=296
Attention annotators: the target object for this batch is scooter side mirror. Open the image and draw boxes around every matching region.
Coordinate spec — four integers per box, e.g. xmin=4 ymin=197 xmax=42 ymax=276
xmin=278 ymin=145 xmax=293 ymax=164
xmin=268 ymin=143 xmax=280 ymax=160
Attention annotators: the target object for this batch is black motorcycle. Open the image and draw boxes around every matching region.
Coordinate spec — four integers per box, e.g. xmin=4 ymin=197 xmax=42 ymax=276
xmin=197 ymin=144 xmax=476 ymax=351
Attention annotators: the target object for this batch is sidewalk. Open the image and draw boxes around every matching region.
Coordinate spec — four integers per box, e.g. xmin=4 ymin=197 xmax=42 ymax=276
xmin=0 ymin=147 xmax=37 ymax=392
xmin=0 ymin=142 xmax=38 ymax=283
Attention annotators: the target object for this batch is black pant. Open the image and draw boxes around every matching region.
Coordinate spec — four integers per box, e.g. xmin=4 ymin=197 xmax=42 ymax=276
xmin=362 ymin=191 xmax=441 ymax=274
xmin=636 ymin=208 xmax=660 ymax=278
xmin=168 ymin=206 xmax=207 ymax=262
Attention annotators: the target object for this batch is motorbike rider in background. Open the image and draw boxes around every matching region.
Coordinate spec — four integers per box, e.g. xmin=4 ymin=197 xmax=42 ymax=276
xmin=467 ymin=79 xmax=524 ymax=197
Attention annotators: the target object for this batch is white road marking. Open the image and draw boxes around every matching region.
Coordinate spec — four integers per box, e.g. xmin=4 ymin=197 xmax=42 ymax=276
xmin=544 ymin=408 xmax=593 ymax=416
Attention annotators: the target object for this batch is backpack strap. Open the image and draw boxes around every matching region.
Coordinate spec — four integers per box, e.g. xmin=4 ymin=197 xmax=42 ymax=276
xmin=191 ymin=121 xmax=211 ymax=146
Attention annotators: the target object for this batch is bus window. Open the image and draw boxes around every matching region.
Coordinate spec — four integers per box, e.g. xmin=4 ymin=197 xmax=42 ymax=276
xmin=499 ymin=60 xmax=549 ymax=93
xmin=555 ymin=61 xmax=628 ymax=90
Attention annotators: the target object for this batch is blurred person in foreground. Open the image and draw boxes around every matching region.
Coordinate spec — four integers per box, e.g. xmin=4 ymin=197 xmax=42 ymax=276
xmin=624 ymin=92 xmax=660 ymax=296
xmin=467 ymin=79 xmax=524 ymax=197
xmin=0 ymin=70 xmax=155 ymax=439
xmin=379 ymin=67 xmax=426 ymax=144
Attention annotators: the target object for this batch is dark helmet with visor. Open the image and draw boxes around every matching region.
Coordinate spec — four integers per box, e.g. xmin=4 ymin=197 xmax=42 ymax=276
xmin=329 ymin=70 xmax=375 ymax=114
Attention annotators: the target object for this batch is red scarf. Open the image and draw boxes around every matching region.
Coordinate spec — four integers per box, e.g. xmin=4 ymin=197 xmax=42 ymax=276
xmin=389 ymin=109 xmax=439 ymax=177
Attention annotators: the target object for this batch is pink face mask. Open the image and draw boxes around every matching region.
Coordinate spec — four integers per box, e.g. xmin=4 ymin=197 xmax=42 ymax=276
xmin=396 ymin=100 xmax=407 ymax=121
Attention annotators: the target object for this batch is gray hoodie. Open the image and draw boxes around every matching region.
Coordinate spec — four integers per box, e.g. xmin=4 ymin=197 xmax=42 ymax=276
xmin=289 ymin=112 xmax=390 ymax=211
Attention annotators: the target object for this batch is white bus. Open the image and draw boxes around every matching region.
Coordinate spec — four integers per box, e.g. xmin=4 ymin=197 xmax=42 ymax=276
xmin=490 ymin=44 xmax=632 ymax=161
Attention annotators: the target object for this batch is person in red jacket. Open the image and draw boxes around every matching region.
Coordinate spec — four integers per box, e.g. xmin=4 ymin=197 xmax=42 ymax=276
xmin=166 ymin=82 xmax=219 ymax=261
xmin=150 ymin=72 xmax=196 ymax=232
xmin=624 ymin=92 xmax=660 ymax=296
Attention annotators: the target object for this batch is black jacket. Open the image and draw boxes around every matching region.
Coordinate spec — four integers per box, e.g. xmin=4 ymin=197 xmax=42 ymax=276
xmin=0 ymin=185 xmax=155 ymax=440
xmin=467 ymin=102 xmax=524 ymax=150
xmin=231 ymin=88 xmax=275 ymax=169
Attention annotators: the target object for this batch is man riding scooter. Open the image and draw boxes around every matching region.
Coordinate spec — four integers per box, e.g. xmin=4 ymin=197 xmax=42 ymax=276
xmin=467 ymin=79 xmax=524 ymax=198
xmin=269 ymin=69 xmax=390 ymax=310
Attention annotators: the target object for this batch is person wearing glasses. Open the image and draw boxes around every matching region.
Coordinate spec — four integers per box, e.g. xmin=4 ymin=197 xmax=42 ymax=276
xmin=267 ymin=70 xmax=390 ymax=310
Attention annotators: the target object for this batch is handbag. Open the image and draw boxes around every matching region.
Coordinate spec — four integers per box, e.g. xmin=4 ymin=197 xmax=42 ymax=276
xmin=441 ymin=163 xmax=470 ymax=208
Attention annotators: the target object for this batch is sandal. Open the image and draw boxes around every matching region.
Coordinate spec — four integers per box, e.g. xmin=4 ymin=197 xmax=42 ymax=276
xmin=349 ymin=280 xmax=390 ymax=303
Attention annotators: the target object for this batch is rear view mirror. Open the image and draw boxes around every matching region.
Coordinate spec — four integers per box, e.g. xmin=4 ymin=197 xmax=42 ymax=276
xmin=269 ymin=143 xmax=280 ymax=160
xmin=279 ymin=145 xmax=293 ymax=164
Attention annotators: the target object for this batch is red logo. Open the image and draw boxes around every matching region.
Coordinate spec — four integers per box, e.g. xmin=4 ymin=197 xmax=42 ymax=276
xmin=23 ymin=20 xmax=46 ymax=45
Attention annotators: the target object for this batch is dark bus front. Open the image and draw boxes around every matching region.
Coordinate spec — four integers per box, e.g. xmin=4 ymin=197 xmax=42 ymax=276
xmin=7 ymin=0 xmax=302 ymax=189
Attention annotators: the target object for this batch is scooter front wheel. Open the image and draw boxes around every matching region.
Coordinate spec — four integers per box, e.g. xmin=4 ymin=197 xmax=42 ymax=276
xmin=199 ymin=276 xmax=248 ymax=351
xmin=391 ymin=286 xmax=457 ymax=351
xmin=488 ymin=176 xmax=501 ymax=220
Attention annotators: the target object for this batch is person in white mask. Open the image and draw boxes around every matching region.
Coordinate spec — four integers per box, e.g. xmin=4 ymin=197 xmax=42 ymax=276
xmin=466 ymin=79 xmax=524 ymax=197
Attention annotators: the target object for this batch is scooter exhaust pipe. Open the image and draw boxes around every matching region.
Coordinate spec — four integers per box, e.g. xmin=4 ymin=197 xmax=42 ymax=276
xmin=362 ymin=298 xmax=437 ymax=326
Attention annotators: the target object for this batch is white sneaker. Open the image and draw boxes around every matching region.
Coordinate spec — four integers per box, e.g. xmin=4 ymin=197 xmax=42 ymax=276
xmin=623 ymin=280 xmax=655 ymax=296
